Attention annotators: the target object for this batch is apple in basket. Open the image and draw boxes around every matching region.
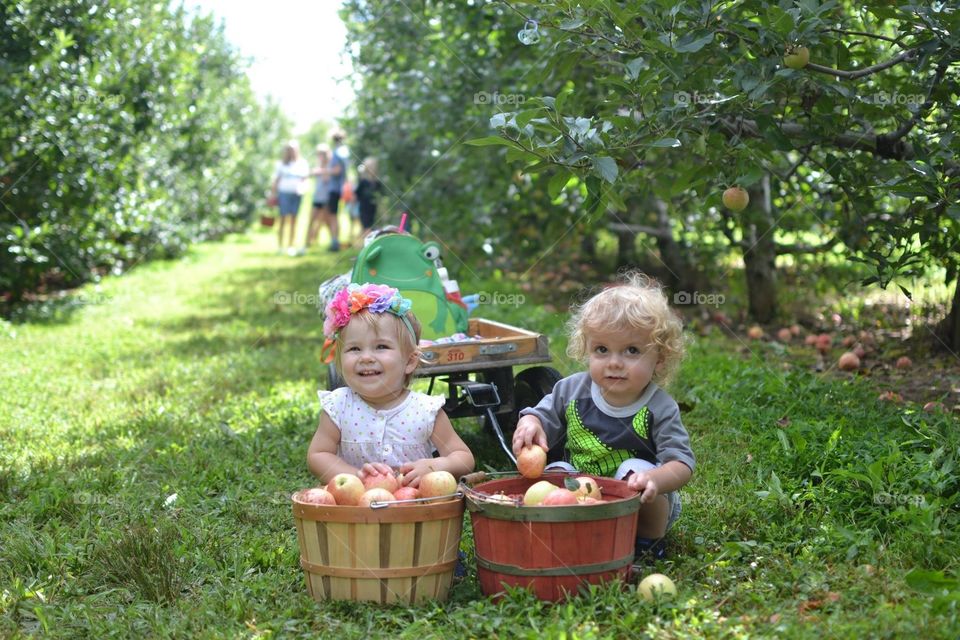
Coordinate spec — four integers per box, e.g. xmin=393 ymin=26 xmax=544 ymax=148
xmin=483 ymin=492 xmax=516 ymax=505
xmin=419 ymin=470 xmax=458 ymax=498
xmin=523 ymin=480 xmax=558 ymax=506
xmin=298 ymin=487 xmax=337 ymax=505
xmin=393 ymin=486 xmax=421 ymax=501
xmin=363 ymin=472 xmax=400 ymax=494
xmin=567 ymin=476 xmax=602 ymax=500
xmin=541 ymin=488 xmax=579 ymax=506
xmin=359 ymin=487 xmax=396 ymax=507
xmin=516 ymin=444 xmax=547 ymax=479
xmin=327 ymin=473 xmax=365 ymax=506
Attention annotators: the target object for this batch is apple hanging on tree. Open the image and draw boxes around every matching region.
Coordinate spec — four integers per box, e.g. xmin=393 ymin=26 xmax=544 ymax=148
xmin=722 ymin=186 xmax=749 ymax=211
xmin=784 ymin=45 xmax=810 ymax=70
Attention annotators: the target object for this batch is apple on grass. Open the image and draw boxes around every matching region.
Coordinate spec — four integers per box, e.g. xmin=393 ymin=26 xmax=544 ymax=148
xmin=516 ymin=444 xmax=547 ymax=479
xmin=362 ymin=472 xmax=400 ymax=494
xmin=419 ymin=470 xmax=458 ymax=498
xmin=359 ymin=487 xmax=396 ymax=507
xmin=523 ymin=480 xmax=559 ymax=506
xmin=298 ymin=487 xmax=337 ymax=505
xmin=637 ymin=573 xmax=677 ymax=602
xmin=327 ymin=473 xmax=365 ymax=506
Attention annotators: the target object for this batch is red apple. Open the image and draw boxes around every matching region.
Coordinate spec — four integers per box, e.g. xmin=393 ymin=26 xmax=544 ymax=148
xmin=923 ymin=401 xmax=944 ymax=413
xmin=419 ymin=470 xmax=458 ymax=498
xmin=841 ymin=336 xmax=856 ymax=348
xmin=722 ymin=186 xmax=749 ymax=211
xmin=327 ymin=473 xmax=365 ymax=506
xmin=393 ymin=486 xmax=421 ymax=501
xmin=747 ymin=326 xmax=763 ymax=340
xmin=542 ymin=488 xmax=580 ymax=506
xmin=853 ymin=344 xmax=866 ymax=359
xmin=895 ymin=356 xmax=912 ymax=370
xmin=804 ymin=334 xmax=818 ymax=346
xmin=790 ymin=324 xmax=802 ymax=336
xmin=878 ymin=391 xmax=903 ymax=404
xmin=777 ymin=328 xmax=792 ymax=342
xmin=363 ymin=472 xmax=400 ymax=494
xmin=578 ymin=496 xmax=602 ymax=505
xmin=298 ymin=487 xmax=337 ymax=505
xmin=523 ymin=480 xmax=558 ymax=506
xmin=516 ymin=444 xmax=547 ymax=479
xmin=359 ymin=487 xmax=395 ymax=507
xmin=838 ymin=352 xmax=860 ymax=372
xmin=815 ymin=333 xmax=832 ymax=353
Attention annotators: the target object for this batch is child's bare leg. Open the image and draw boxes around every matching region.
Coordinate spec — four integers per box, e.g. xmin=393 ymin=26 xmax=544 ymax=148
xmin=635 ymin=495 xmax=669 ymax=539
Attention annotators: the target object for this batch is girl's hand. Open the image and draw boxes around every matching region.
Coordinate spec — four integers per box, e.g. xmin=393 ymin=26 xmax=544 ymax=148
xmin=626 ymin=471 xmax=659 ymax=504
xmin=396 ymin=459 xmax=443 ymax=488
xmin=358 ymin=462 xmax=395 ymax=480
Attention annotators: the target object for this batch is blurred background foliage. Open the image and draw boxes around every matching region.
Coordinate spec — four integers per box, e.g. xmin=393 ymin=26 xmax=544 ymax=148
xmin=0 ymin=0 xmax=289 ymax=302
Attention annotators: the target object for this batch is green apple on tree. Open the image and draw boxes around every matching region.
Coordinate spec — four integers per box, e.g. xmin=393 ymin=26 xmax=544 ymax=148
xmin=784 ymin=45 xmax=810 ymax=70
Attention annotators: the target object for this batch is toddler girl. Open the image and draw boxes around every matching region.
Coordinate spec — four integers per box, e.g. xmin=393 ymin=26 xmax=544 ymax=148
xmin=307 ymin=283 xmax=475 ymax=486
xmin=513 ymin=272 xmax=694 ymax=558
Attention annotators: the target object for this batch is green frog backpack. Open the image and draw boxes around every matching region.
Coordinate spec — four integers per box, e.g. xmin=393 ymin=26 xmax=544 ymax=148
xmin=350 ymin=231 xmax=469 ymax=340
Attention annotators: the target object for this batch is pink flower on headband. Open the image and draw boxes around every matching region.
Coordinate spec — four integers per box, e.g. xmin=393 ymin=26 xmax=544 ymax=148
xmin=323 ymin=283 xmax=412 ymax=338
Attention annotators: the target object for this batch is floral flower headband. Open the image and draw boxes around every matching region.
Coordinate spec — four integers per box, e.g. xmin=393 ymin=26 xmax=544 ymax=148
xmin=323 ymin=283 xmax=415 ymax=340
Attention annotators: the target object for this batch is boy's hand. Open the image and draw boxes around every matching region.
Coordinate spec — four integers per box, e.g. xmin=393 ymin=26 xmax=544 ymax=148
xmin=358 ymin=462 xmax=395 ymax=480
xmin=626 ymin=471 xmax=660 ymax=504
xmin=512 ymin=415 xmax=548 ymax=457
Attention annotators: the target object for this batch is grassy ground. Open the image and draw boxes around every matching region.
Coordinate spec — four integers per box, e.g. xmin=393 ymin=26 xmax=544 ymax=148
xmin=1 ymin=227 xmax=959 ymax=639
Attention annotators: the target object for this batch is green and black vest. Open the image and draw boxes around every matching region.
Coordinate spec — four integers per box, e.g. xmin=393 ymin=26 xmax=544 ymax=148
xmin=563 ymin=397 xmax=658 ymax=476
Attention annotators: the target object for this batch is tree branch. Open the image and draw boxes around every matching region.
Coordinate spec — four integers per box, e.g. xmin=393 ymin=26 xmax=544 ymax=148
xmin=805 ymin=48 xmax=917 ymax=80
xmin=717 ymin=117 xmax=914 ymax=160
xmin=776 ymin=237 xmax=843 ymax=255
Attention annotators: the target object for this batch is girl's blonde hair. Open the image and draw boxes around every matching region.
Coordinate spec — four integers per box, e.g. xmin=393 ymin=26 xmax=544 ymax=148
xmin=566 ymin=271 xmax=686 ymax=385
xmin=334 ymin=310 xmax=423 ymax=387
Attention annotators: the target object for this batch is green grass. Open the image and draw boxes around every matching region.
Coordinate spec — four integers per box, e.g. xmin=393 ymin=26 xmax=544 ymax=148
xmin=1 ymin=227 xmax=959 ymax=638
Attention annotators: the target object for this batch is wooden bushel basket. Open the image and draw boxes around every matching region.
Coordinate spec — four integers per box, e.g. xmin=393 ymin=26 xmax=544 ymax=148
xmin=260 ymin=215 xmax=276 ymax=227
xmin=292 ymin=492 xmax=464 ymax=604
xmin=463 ymin=473 xmax=641 ymax=601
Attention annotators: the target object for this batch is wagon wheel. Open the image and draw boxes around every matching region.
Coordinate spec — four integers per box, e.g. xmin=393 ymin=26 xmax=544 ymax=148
xmin=327 ymin=362 xmax=345 ymax=391
xmin=482 ymin=366 xmax=563 ymax=435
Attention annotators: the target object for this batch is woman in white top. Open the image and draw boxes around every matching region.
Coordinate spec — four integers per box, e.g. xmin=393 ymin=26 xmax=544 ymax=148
xmin=270 ymin=141 xmax=308 ymax=255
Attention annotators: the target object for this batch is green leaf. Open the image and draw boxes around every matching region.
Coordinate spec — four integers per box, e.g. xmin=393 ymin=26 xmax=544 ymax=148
xmin=625 ymin=57 xmax=647 ymax=80
xmin=593 ymin=156 xmax=618 ymax=183
xmin=766 ymin=6 xmax=795 ymax=36
xmin=548 ymin=170 xmax=572 ymax=199
xmin=649 ymin=138 xmax=682 ymax=148
xmin=465 ymin=136 xmax=522 ymax=149
xmin=905 ymin=569 xmax=960 ymax=593
xmin=563 ymin=476 xmax=580 ymax=491
xmin=673 ymin=31 xmax=714 ymax=53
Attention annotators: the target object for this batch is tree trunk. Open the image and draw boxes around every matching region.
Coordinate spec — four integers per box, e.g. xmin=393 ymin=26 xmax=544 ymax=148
xmin=742 ymin=175 xmax=778 ymax=322
xmin=615 ymin=229 xmax=636 ymax=269
xmin=652 ymin=198 xmax=690 ymax=292
xmin=936 ymin=275 xmax=960 ymax=352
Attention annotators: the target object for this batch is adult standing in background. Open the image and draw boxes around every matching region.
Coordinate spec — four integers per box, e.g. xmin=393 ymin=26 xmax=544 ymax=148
xmin=322 ymin=130 xmax=349 ymax=252
xmin=270 ymin=140 xmax=309 ymax=255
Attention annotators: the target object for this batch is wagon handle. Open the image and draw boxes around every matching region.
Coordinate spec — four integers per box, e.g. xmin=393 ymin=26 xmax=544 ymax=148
xmin=368 ymin=492 xmax=464 ymax=509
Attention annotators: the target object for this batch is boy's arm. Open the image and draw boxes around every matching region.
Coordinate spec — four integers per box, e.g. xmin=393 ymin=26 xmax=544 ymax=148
xmin=514 ymin=373 xmax=583 ymax=455
xmin=626 ymin=460 xmax=692 ymax=503
xmin=306 ymin=412 xmax=359 ymax=483
xmin=398 ymin=410 xmax=475 ymax=486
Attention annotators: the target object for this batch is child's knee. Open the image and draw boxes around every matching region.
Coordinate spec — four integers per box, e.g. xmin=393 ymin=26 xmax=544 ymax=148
xmin=635 ymin=495 xmax=669 ymax=538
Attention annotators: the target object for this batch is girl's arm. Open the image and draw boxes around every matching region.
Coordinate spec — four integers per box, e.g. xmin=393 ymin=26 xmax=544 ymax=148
xmin=306 ymin=412 xmax=360 ymax=484
xmin=398 ymin=411 xmax=475 ymax=487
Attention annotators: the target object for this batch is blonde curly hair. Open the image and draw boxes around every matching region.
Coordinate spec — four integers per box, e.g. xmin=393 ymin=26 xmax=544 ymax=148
xmin=566 ymin=271 xmax=686 ymax=385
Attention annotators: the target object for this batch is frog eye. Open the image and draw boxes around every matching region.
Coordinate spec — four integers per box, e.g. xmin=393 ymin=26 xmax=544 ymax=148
xmin=422 ymin=243 xmax=441 ymax=261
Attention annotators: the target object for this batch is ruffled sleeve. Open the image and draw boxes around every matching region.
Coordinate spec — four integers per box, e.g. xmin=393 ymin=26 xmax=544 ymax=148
xmin=417 ymin=393 xmax=446 ymax=419
xmin=318 ymin=387 xmax=350 ymax=426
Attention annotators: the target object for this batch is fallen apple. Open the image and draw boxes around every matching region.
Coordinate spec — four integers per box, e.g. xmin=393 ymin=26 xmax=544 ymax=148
xmin=838 ymin=351 xmax=860 ymax=372
xmin=419 ymin=470 xmax=458 ymax=498
xmin=327 ymin=473 xmax=365 ymax=506
xmin=541 ymin=488 xmax=580 ymax=506
xmin=776 ymin=328 xmax=792 ymax=342
xmin=523 ymin=480 xmax=559 ymax=506
xmin=363 ymin=472 xmax=400 ymax=494
xmin=637 ymin=573 xmax=677 ymax=602
xmin=895 ymin=356 xmax=912 ymax=370
xmin=359 ymin=487 xmax=395 ymax=507
xmin=516 ymin=444 xmax=547 ymax=479
xmin=722 ymin=186 xmax=749 ymax=212
xmin=298 ymin=487 xmax=337 ymax=505
xmin=784 ymin=45 xmax=810 ymax=70
xmin=790 ymin=324 xmax=802 ymax=336
xmin=747 ymin=325 xmax=763 ymax=340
